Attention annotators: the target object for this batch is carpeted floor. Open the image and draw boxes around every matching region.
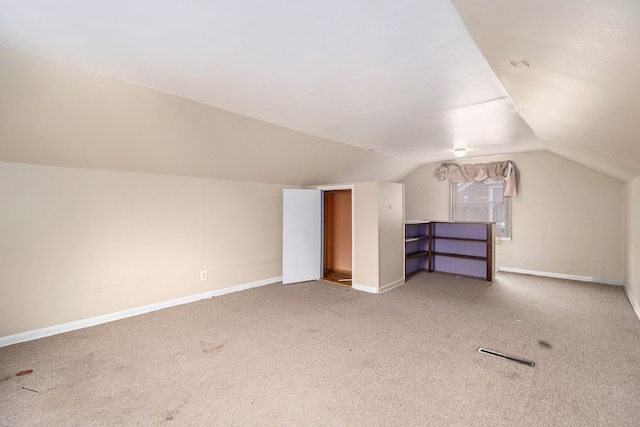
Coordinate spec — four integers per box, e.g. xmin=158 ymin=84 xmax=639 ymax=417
xmin=1 ymin=271 xmax=640 ymax=426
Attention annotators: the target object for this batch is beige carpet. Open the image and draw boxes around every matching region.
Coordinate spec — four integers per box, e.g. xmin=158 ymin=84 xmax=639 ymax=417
xmin=1 ymin=271 xmax=640 ymax=426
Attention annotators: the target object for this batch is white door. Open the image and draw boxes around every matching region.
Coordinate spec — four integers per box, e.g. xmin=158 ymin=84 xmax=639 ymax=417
xmin=282 ymin=189 xmax=322 ymax=284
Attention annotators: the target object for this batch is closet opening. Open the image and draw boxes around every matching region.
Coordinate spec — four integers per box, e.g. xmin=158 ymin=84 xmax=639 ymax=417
xmin=322 ymin=189 xmax=352 ymax=286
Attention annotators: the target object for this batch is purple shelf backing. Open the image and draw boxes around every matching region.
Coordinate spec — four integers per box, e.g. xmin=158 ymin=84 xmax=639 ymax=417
xmin=405 ymin=223 xmax=429 ymax=239
xmin=406 ymin=239 xmax=428 ymax=255
xmin=433 ymin=255 xmax=486 ymax=278
xmin=433 ymin=239 xmax=486 ymax=258
xmin=405 ymin=221 xmax=494 ymax=281
xmin=406 ymin=256 xmax=428 ymax=275
xmin=433 ymin=222 xmax=488 ymax=240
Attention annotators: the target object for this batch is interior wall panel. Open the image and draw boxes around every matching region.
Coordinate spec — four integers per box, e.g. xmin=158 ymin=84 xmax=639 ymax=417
xmin=403 ymin=151 xmax=624 ymax=282
xmin=0 ymin=162 xmax=287 ymax=338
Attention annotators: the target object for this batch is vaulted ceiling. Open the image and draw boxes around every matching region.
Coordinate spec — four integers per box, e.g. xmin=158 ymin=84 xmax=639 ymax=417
xmin=452 ymin=0 xmax=640 ymax=182
xmin=1 ymin=1 xmax=638 ymax=183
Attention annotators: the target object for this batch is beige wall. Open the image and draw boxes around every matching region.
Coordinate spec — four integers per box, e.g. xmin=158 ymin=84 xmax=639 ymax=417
xmin=403 ymin=151 xmax=624 ymax=283
xmin=402 ymin=163 xmax=450 ymax=221
xmin=315 ymin=182 xmax=404 ymax=293
xmin=377 ymin=182 xmax=405 ymax=291
xmin=0 ymin=162 xmax=286 ymax=338
xmin=352 ymin=182 xmax=380 ymax=290
xmin=0 ymin=45 xmax=418 ymax=187
xmin=624 ymin=177 xmax=640 ymax=311
xmin=0 ymin=45 xmax=419 ymax=340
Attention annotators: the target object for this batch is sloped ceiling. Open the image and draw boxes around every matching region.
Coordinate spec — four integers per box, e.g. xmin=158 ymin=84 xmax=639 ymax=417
xmin=0 ymin=45 xmax=418 ymax=186
xmin=0 ymin=1 xmax=637 ymax=183
xmin=452 ymin=0 xmax=640 ymax=182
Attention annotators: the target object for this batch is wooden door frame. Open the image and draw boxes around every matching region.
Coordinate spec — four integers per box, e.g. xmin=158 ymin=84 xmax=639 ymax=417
xmin=316 ymin=185 xmax=355 ymax=282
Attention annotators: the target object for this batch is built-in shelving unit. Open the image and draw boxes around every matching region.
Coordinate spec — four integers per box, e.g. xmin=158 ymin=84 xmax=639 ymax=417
xmin=404 ymin=221 xmax=495 ymax=281
xmin=404 ymin=221 xmax=431 ymax=276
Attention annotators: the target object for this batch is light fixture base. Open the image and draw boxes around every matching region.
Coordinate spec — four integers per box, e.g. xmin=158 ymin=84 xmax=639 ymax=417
xmin=454 ymin=148 xmax=466 ymax=158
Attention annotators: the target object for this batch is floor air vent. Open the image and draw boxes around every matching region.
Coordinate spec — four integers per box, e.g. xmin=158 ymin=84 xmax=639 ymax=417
xmin=478 ymin=348 xmax=536 ymax=367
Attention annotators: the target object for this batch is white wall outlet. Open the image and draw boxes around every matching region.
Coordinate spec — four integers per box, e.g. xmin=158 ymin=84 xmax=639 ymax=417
xmin=200 ymin=270 xmax=208 ymax=281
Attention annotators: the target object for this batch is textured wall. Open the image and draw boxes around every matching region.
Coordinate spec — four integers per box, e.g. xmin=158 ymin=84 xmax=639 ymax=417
xmin=624 ymin=177 xmax=640 ymax=313
xmin=0 ymin=46 xmax=418 ymax=187
xmin=403 ymin=151 xmax=624 ymax=282
xmin=0 ymin=162 xmax=287 ymax=337
xmin=377 ymin=182 xmax=405 ymax=290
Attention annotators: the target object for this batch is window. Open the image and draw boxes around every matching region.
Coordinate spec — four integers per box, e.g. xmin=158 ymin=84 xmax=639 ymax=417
xmin=451 ymin=179 xmax=511 ymax=239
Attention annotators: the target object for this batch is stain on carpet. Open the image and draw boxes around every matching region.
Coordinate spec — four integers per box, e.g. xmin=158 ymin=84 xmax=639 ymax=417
xmin=537 ymin=340 xmax=553 ymax=349
xmin=501 ymin=371 xmax=520 ymax=380
xmin=200 ymin=341 xmax=225 ymax=354
xmin=163 ymin=398 xmax=189 ymax=423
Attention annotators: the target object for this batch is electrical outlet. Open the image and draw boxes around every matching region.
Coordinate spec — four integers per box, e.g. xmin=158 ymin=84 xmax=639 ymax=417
xmin=200 ymin=270 xmax=208 ymax=281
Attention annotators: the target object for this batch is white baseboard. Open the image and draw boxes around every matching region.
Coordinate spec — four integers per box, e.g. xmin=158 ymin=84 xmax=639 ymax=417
xmin=351 ymin=283 xmax=378 ymax=294
xmin=0 ymin=276 xmax=282 ymax=348
xmin=623 ymin=286 xmax=640 ymax=321
xmin=498 ymin=267 xmax=623 ymax=286
xmin=379 ymin=278 xmax=405 ymax=294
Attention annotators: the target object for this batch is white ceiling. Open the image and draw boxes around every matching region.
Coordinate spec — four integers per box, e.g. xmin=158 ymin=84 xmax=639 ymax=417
xmin=452 ymin=0 xmax=640 ymax=182
xmin=0 ymin=0 xmax=638 ymax=181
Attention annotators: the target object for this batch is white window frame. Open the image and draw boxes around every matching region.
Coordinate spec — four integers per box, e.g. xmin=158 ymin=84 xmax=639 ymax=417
xmin=450 ymin=180 xmax=512 ymax=240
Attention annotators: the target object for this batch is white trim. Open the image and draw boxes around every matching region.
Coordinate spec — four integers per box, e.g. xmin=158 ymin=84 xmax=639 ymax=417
xmin=450 ymin=181 xmax=513 ymax=239
xmin=498 ymin=267 xmax=623 ymax=286
xmin=315 ymin=185 xmax=356 ymax=292
xmin=623 ymin=286 xmax=640 ymax=321
xmin=379 ymin=278 xmax=405 ymax=294
xmin=0 ymin=276 xmax=281 ymax=348
xmin=351 ymin=283 xmax=378 ymax=294
xmin=315 ymin=185 xmax=355 ymax=191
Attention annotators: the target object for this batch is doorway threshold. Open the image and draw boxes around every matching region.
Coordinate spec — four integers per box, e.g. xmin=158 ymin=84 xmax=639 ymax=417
xmin=321 ymin=270 xmax=352 ymax=287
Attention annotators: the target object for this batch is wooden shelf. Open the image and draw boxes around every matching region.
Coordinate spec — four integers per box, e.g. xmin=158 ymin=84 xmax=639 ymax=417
xmin=405 ymin=235 xmax=430 ymax=243
xmin=406 ymin=250 xmax=429 ymax=260
xmin=405 ymin=221 xmax=495 ymax=281
xmin=432 ymin=251 xmax=487 ymax=261
xmin=431 ymin=236 xmax=486 ymax=242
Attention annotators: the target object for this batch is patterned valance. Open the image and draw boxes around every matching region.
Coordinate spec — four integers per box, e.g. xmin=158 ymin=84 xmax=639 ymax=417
xmin=434 ymin=161 xmax=519 ymax=196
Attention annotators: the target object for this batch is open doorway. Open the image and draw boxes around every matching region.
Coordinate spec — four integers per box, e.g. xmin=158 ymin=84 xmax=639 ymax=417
xmin=322 ymin=190 xmax=352 ymax=286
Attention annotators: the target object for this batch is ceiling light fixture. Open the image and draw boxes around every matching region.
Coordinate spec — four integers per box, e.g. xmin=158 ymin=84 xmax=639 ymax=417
xmin=454 ymin=148 xmax=466 ymax=158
